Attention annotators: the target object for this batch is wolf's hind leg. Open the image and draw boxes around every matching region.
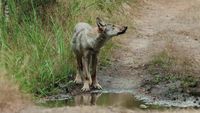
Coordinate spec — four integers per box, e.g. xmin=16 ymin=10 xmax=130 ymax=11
xmin=74 ymin=56 xmax=83 ymax=84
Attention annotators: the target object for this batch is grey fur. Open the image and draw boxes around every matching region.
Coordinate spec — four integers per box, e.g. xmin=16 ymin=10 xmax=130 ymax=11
xmin=71 ymin=17 xmax=127 ymax=91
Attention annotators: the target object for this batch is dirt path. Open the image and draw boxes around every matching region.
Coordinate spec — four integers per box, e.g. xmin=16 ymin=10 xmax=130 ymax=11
xmin=99 ymin=0 xmax=200 ymax=108
xmin=100 ymin=0 xmax=200 ymax=93
xmin=0 ymin=69 xmax=32 ymax=113
xmin=2 ymin=0 xmax=200 ymax=113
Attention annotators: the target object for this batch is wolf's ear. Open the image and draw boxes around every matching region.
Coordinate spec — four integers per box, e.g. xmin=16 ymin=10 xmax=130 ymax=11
xmin=96 ymin=17 xmax=106 ymax=31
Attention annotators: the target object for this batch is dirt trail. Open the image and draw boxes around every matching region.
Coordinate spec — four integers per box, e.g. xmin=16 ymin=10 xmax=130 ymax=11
xmin=0 ymin=70 xmax=31 ymax=113
xmin=95 ymin=0 xmax=200 ymax=109
xmin=99 ymin=0 xmax=200 ymax=93
xmin=2 ymin=0 xmax=200 ymax=113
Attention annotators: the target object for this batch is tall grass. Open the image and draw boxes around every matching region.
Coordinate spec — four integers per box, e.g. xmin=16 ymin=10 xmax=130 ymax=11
xmin=0 ymin=0 xmax=130 ymax=97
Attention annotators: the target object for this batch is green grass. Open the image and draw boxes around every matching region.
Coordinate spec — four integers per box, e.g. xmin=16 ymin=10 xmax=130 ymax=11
xmin=147 ymin=50 xmax=199 ymax=89
xmin=0 ymin=0 xmax=130 ymax=97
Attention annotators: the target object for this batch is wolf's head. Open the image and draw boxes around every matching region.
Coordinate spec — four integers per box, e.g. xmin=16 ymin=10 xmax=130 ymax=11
xmin=96 ymin=17 xmax=128 ymax=37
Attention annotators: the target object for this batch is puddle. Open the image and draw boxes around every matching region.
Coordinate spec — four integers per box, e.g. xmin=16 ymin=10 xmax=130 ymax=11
xmin=38 ymin=91 xmax=163 ymax=110
xmin=38 ymin=89 xmax=197 ymax=109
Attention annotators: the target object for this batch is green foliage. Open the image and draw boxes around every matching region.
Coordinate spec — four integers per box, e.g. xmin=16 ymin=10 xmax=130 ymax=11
xmin=0 ymin=0 xmax=127 ymax=96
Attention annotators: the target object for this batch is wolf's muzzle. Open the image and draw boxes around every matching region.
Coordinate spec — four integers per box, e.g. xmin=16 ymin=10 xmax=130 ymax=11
xmin=117 ymin=26 xmax=128 ymax=35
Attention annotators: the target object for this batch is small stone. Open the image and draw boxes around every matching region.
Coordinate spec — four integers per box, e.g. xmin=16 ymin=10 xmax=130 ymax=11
xmin=172 ymin=97 xmax=176 ymax=101
xmin=153 ymin=97 xmax=156 ymax=101
xmin=140 ymin=104 xmax=148 ymax=109
xmin=180 ymin=89 xmax=184 ymax=93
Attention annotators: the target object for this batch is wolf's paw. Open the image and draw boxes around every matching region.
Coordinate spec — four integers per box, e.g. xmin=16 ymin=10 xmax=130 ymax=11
xmin=74 ymin=78 xmax=82 ymax=84
xmin=92 ymin=83 xmax=102 ymax=90
xmin=74 ymin=75 xmax=82 ymax=84
xmin=81 ymin=83 xmax=90 ymax=91
xmin=89 ymin=77 xmax=92 ymax=85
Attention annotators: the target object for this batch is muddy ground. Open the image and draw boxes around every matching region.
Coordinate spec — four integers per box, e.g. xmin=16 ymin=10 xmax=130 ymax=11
xmin=99 ymin=0 xmax=200 ymax=107
xmin=2 ymin=0 xmax=200 ymax=113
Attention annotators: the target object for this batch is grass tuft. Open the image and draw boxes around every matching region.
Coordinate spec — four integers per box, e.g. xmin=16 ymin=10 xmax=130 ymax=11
xmin=147 ymin=41 xmax=200 ymax=89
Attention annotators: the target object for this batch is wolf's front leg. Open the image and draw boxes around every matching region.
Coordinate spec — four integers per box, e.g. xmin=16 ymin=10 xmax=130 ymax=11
xmin=74 ymin=71 xmax=82 ymax=84
xmin=91 ymin=54 xmax=102 ymax=90
xmin=82 ymin=53 xmax=92 ymax=91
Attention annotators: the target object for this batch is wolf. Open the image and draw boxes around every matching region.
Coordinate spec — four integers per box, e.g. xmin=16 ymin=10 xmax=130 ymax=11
xmin=71 ymin=17 xmax=127 ymax=91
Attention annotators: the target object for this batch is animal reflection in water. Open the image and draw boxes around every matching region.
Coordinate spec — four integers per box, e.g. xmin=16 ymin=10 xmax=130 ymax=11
xmin=42 ymin=93 xmax=142 ymax=109
xmin=74 ymin=93 xmax=102 ymax=105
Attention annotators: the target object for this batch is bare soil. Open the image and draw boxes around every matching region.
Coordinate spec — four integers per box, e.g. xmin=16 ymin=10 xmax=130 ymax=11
xmin=0 ymin=70 xmax=31 ymax=113
xmin=2 ymin=0 xmax=200 ymax=112
xmin=99 ymin=0 xmax=200 ymax=108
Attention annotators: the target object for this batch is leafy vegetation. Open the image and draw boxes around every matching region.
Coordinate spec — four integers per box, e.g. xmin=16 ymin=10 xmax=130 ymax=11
xmin=0 ymin=0 xmax=130 ymax=97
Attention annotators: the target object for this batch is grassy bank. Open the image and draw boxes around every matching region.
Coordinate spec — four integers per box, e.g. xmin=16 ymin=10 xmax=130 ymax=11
xmin=146 ymin=41 xmax=200 ymax=93
xmin=0 ymin=0 xmax=132 ymax=97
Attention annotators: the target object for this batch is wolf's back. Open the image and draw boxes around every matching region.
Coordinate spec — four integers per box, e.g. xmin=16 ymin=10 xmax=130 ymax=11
xmin=71 ymin=22 xmax=92 ymax=53
xmin=74 ymin=22 xmax=92 ymax=33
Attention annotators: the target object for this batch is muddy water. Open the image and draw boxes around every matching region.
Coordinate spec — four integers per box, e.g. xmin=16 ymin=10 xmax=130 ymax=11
xmin=39 ymin=93 xmax=140 ymax=109
xmin=38 ymin=92 xmax=159 ymax=110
